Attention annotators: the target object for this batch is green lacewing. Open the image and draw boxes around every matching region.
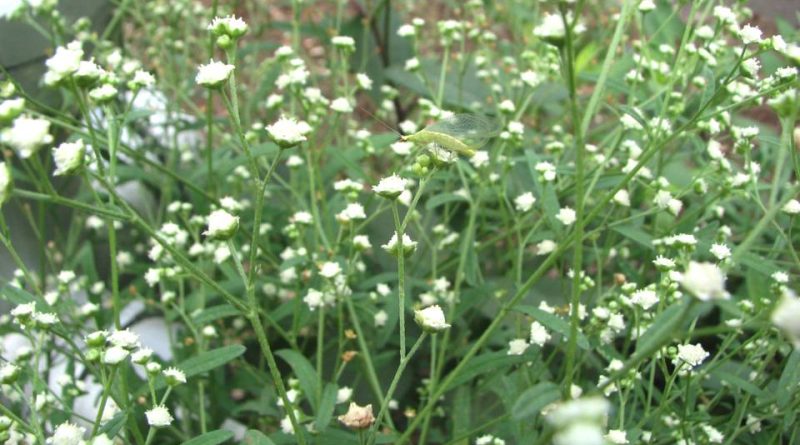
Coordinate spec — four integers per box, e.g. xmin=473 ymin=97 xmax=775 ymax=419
xmin=401 ymin=114 xmax=500 ymax=157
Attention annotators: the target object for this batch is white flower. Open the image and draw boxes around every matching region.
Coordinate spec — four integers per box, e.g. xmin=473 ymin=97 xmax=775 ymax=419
xmin=507 ymin=339 xmax=529 ymax=355
xmin=102 ymin=346 xmax=130 ymax=365
xmin=292 ymin=211 xmax=313 ymax=224
xmin=145 ymin=406 xmax=173 ymax=427
xmin=204 ymin=209 xmax=239 ymax=239
xmin=356 ymin=73 xmax=372 ymax=90
xmin=391 ymin=140 xmax=413 ymax=156
xmin=498 ymin=99 xmax=516 ymax=113
xmin=631 ymin=289 xmax=658 ymax=310
xmin=530 ymin=321 xmax=551 ymax=346
xmin=373 ymin=174 xmax=407 ymax=199
xmin=404 ymin=57 xmax=420 ymax=71
xmin=709 ymin=243 xmax=731 ymax=261
xmin=336 ymin=386 xmax=353 ymax=403
xmin=782 ymin=199 xmax=800 ymax=215
xmin=470 ymin=150 xmax=489 ymax=168
xmin=330 ymin=97 xmax=354 ymax=113
xmin=144 ymin=268 xmax=162 ymax=287
xmin=556 ymin=207 xmax=576 ymax=226
xmin=52 ymin=140 xmax=86 ymax=176
xmin=50 ymin=422 xmax=86 ymax=445
xmin=414 ymin=305 xmax=451 ymax=332
xmin=772 ymin=271 xmax=789 ymax=284
xmin=374 ymin=309 xmax=388 ymax=327
xmin=303 ymin=289 xmax=325 ymax=312
xmin=613 ymin=190 xmax=631 ymax=207
xmin=537 ymin=240 xmax=556 ymax=255
xmin=533 ymin=13 xmax=583 ymax=43
xmin=0 ymin=97 xmax=25 ymax=121
xmin=1 ymin=115 xmax=53 ymax=158
xmin=547 ymin=396 xmax=609 ymax=423
xmin=680 ymin=261 xmax=727 ymax=301
xmin=89 ymin=84 xmax=118 ymax=103
xmin=0 ymin=363 xmax=20 ymax=384
xmin=772 ymin=290 xmax=800 ymax=349
xmin=44 ymin=41 xmax=83 ymax=84
xmin=353 ymin=235 xmax=372 ymax=250
xmin=521 ymin=70 xmax=543 ymax=88
xmin=713 ymin=6 xmax=736 ymax=24
xmin=638 ymin=0 xmax=655 ymax=12
xmin=676 ymin=343 xmax=710 ymax=368
xmin=606 ymin=429 xmax=628 ymax=444
xmin=109 ymin=329 xmax=140 ymax=348
xmin=397 ymin=24 xmax=416 ymax=37
xmin=131 ymin=348 xmax=153 ymax=364
xmin=319 ymin=261 xmax=342 ymax=279
xmin=337 ymin=203 xmax=366 ymax=222
xmin=130 ymin=70 xmax=156 ymax=89
xmin=331 ymin=35 xmax=356 ymax=50
xmin=739 ymin=24 xmax=763 ymax=45
xmin=208 ymin=15 xmax=248 ymax=37
xmin=514 ymin=192 xmax=536 ymax=212
xmin=163 ymin=367 xmax=187 ymax=385
xmin=266 ymin=116 xmax=311 ymax=148
xmin=382 ymin=233 xmax=417 ymax=256
xmin=195 ymin=60 xmax=235 ymax=88
xmin=0 ymin=161 xmax=11 ymax=206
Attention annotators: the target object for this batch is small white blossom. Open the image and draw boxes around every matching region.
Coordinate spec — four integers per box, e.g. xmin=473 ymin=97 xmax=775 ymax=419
xmin=204 ymin=209 xmax=239 ymax=239
xmin=50 ymin=422 xmax=86 ymax=445
xmin=195 ymin=60 xmax=235 ymax=88
xmin=530 ymin=321 xmax=551 ymax=346
xmin=709 ymin=243 xmax=731 ymax=261
xmin=52 ymin=140 xmax=86 ymax=176
xmin=676 ymin=343 xmax=710 ymax=368
xmin=680 ymin=261 xmax=727 ymax=301
xmin=507 ymin=339 xmax=529 ymax=355
xmin=556 ymin=207 xmax=576 ymax=226
xmin=1 ymin=115 xmax=53 ymax=158
xmin=373 ymin=175 xmax=407 ymax=199
xmin=266 ymin=116 xmax=311 ymax=148
xmin=514 ymin=192 xmax=536 ymax=212
xmin=145 ymin=406 xmax=173 ymax=427
xmin=414 ymin=305 xmax=451 ymax=332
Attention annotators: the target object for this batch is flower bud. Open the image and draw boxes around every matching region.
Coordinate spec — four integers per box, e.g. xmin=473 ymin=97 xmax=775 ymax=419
xmin=414 ymin=305 xmax=451 ymax=333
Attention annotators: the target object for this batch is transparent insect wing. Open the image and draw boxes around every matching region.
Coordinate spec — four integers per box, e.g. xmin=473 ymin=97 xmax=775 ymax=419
xmin=424 ymin=114 xmax=499 ymax=148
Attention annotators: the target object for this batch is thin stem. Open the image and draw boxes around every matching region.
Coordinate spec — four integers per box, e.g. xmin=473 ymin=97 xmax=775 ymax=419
xmin=391 ymin=202 xmax=407 ymax=359
xmin=368 ymin=333 xmax=428 ymax=444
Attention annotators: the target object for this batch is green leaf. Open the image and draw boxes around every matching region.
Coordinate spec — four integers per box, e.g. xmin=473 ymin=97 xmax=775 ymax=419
xmin=180 ymin=345 xmax=246 ymax=378
xmin=711 ymin=370 xmax=765 ymax=398
xmin=449 ymin=351 xmax=529 ymax=388
xmin=612 ymin=225 xmax=654 ymax=250
xmin=242 ymin=430 xmax=276 ymax=445
xmin=516 ymin=306 xmax=590 ymax=350
xmin=315 ymin=383 xmax=338 ymax=432
xmin=425 ymin=193 xmax=468 ymax=210
xmin=636 ymin=300 xmax=688 ymax=354
xmin=181 ymin=430 xmax=234 ymax=445
xmin=98 ymin=412 xmax=127 ymax=438
xmin=193 ymin=304 xmax=240 ymax=325
xmin=778 ymin=350 xmax=800 ymax=408
xmin=276 ymin=349 xmax=320 ymax=409
xmin=511 ymin=381 xmax=561 ymax=420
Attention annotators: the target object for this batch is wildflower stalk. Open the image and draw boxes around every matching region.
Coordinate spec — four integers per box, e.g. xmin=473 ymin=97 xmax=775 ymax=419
xmin=392 ymin=201 xmax=407 ymax=359
xmin=560 ymin=3 xmax=586 ymax=398
xmin=343 ymin=294 xmax=395 ymax=430
xmin=368 ymin=332 xmax=428 ymax=444
xmin=228 ymin=240 xmax=305 ymax=444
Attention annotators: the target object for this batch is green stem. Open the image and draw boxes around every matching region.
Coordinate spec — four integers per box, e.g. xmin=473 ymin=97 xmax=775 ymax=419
xmin=368 ymin=333 xmax=428 ymax=444
xmin=392 ymin=202 xmax=407 ymax=359
xmin=561 ymin=3 xmax=586 ymax=397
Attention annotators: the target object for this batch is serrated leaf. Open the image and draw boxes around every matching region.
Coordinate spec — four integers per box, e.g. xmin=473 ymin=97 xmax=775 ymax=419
xmin=181 ymin=430 xmax=233 ymax=445
xmin=315 ymin=383 xmax=338 ymax=432
xmin=511 ymin=381 xmax=560 ymax=420
xmin=516 ymin=306 xmax=590 ymax=350
xmin=242 ymin=430 xmax=276 ymax=445
xmin=276 ymin=349 xmax=320 ymax=409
